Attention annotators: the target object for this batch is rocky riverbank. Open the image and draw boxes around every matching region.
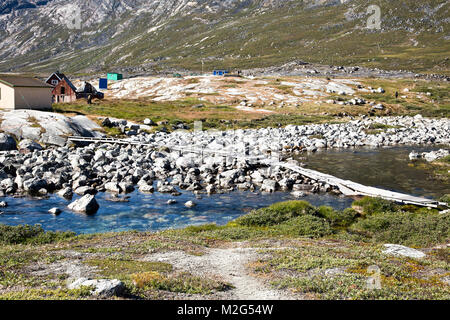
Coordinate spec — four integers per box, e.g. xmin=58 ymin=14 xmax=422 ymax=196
xmin=0 ymin=115 xmax=448 ymax=214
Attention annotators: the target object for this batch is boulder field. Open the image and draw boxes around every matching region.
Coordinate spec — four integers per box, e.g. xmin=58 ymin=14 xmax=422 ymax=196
xmin=0 ymin=115 xmax=448 ymax=214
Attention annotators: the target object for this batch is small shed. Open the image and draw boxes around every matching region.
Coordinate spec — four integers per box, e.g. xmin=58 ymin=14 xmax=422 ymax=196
xmin=213 ymin=70 xmax=229 ymax=76
xmin=52 ymin=78 xmax=78 ymax=103
xmin=0 ymin=76 xmax=52 ymax=111
xmin=99 ymin=78 xmax=108 ymax=90
xmin=107 ymin=73 xmax=123 ymax=81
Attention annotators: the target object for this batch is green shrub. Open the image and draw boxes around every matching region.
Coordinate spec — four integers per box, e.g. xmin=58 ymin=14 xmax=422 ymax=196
xmin=202 ymin=226 xmax=266 ymax=240
xmin=86 ymin=258 xmax=172 ymax=280
xmin=349 ymin=211 xmax=449 ymax=246
xmin=440 ymin=194 xmax=450 ymax=205
xmin=0 ymin=224 xmax=75 ymax=245
xmin=352 ymin=197 xmax=400 ymax=215
xmin=236 ymin=201 xmax=316 ymax=227
xmin=317 ymin=206 xmax=359 ymax=227
xmin=0 ymin=287 xmax=93 ymax=300
xmin=440 ymin=155 xmax=450 ymax=164
xmin=183 ymin=224 xmax=221 ymax=234
xmin=277 ymin=215 xmax=332 ymax=238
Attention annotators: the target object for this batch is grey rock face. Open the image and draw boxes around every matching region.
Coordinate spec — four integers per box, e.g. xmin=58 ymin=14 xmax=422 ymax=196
xmin=139 ymin=183 xmax=155 ymax=193
xmin=23 ymin=178 xmax=48 ymax=193
xmin=261 ymin=179 xmax=278 ymax=193
xmin=158 ymin=184 xmax=176 ymax=193
xmin=409 ymin=149 xmax=449 ymax=162
xmin=18 ymin=139 xmax=43 ymax=153
xmin=68 ymin=278 xmax=124 ymax=297
xmin=1 ymin=111 xmax=103 ymax=147
xmin=382 ymin=244 xmax=426 ymax=259
xmin=58 ymin=187 xmax=73 ymax=199
xmin=74 ymin=186 xmax=96 ymax=196
xmin=0 ymin=133 xmax=17 ymax=151
xmin=104 ymin=182 xmax=121 ymax=193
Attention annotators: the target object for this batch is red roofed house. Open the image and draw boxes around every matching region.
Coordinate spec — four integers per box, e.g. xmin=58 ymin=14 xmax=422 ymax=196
xmin=46 ymin=71 xmax=78 ymax=103
xmin=52 ymin=78 xmax=78 ymax=103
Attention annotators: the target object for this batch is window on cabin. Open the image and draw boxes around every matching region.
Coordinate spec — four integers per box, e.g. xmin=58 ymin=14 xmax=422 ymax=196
xmin=61 ymin=87 xmax=65 ymax=95
xmin=51 ymin=79 xmax=58 ymax=85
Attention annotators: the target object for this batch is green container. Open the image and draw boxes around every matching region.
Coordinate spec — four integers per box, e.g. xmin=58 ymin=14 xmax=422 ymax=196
xmin=107 ymin=73 xmax=123 ymax=81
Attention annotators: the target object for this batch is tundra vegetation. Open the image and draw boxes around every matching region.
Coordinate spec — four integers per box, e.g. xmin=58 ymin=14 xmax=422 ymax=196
xmin=52 ymin=78 xmax=449 ymax=136
xmin=0 ymin=197 xmax=448 ymax=300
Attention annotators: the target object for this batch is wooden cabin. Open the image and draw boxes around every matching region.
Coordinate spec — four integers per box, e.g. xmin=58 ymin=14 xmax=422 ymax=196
xmin=52 ymin=78 xmax=78 ymax=103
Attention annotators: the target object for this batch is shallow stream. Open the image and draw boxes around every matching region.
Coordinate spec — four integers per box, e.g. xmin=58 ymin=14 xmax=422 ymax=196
xmin=0 ymin=145 xmax=447 ymax=234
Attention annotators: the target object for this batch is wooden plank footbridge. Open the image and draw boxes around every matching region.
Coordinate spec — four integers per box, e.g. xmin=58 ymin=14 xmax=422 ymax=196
xmin=68 ymin=136 xmax=448 ymax=208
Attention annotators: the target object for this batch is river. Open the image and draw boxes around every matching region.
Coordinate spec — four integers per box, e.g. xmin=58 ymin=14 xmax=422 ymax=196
xmin=0 ymin=145 xmax=447 ymax=234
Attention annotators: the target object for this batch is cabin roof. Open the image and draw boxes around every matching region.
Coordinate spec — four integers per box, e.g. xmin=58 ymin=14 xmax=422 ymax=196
xmin=0 ymin=76 xmax=51 ymax=88
xmin=45 ymin=72 xmax=66 ymax=83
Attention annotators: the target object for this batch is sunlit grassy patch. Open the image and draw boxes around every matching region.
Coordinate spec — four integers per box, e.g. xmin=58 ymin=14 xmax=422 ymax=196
xmin=131 ymin=271 xmax=231 ymax=295
xmin=0 ymin=287 xmax=93 ymax=300
xmin=85 ymin=258 xmax=173 ymax=281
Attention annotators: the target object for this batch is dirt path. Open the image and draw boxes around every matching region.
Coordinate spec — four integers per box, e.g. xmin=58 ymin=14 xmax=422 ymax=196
xmin=144 ymin=242 xmax=296 ymax=300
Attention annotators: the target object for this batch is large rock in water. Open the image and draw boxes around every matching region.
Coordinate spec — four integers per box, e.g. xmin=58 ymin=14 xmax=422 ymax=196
xmin=0 ymin=133 xmax=17 ymax=151
xmin=261 ymin=179 xmax=278 ymax=193
xmin=68 ymin=194 xmax=99 ymax=215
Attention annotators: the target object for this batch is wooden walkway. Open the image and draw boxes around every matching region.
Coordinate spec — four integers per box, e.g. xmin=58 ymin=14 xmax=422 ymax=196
xmin=68 ymin=136 xmax=447 ymax=208
xmin=269 ymin=161 xmax=446 ymax=208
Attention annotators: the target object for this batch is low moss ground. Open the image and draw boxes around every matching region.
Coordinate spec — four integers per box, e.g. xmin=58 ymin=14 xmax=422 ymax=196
xmin=0 ymin=197 xmax=448 ymax=300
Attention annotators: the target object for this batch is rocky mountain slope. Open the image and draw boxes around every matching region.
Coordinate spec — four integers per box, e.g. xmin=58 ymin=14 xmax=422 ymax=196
xmin=0 ymin=0 xmax=448 ymax=74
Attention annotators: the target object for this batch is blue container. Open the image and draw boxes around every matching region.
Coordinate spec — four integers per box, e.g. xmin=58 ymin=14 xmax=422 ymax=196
xmin=99 ymin=78 xmax=108 ymax=90
xmin=213 ymin=70 xmax=229 ymax=76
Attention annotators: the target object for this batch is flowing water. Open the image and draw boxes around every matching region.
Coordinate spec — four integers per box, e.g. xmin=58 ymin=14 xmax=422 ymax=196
xmin=0 ymin=189 xmax=351 ymax=234
xmin=0 ymin=145 xmax=447 ymax=234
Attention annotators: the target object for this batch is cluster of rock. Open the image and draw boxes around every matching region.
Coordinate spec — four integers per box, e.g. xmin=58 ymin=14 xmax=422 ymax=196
xmin=0 ymin=115 xmax=448 ymax=215
xmin=409 ymin=149 xmax=449 ymax=162
xmin=0 ymin=141 xmax=335 ymax=214
xmin=101 ymin=117 xmax=154 ymax=136
xmin=325 ymin=97 xmax=368 ymax=106
xmin=248 ymin=60 xmax=450 ymax=81
xmin=101 ymin=117 xmax=190 ymax=135
xmin=129 ymin=115 xmax=449 ymax=153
